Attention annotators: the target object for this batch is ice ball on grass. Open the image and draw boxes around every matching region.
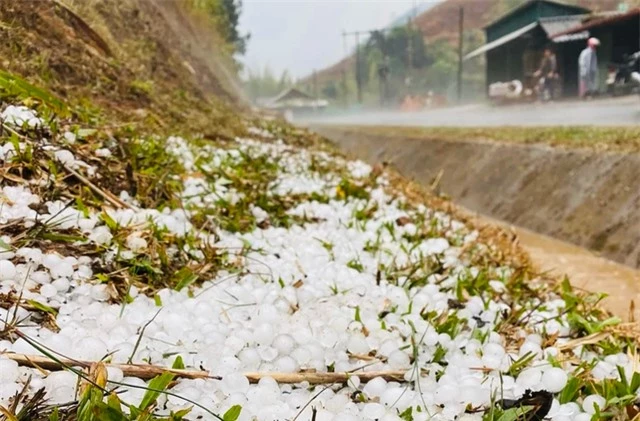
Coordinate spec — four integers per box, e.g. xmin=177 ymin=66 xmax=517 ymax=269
xmin=582 ymin=394 xmax=606 ymax=414
xmin=0 ymin=260 xmax=16 ymax=281
xmin=273 ymin=334 xmax=296 ymax=355
xmin=39 ymin=283 xmax=57 ymax=298
xmin=106 ymin=366 xmax=124 ymax=384
xmin=119 ymin=377 xmax=147 ymax=406
xmin=0 ymin=383 xmax=20 ymax=406
xmin=52 ymin=277 xmax=70 ymax=292
xmin=387 ymin=350 xmax=410 ymax=369
xmin=258 ymin=346 xmax=278 ymax=363
xmin=44 ymin=371 xmax=77 ymax=391
xmin=222 ymin=373 xmax=250 ymax=394
xmin=519 ymin=341 xmax=543 ymax=359
xmin=254 ymin=323 xmax=275 ymax=347
xmin=73 ymin=337 xmax=108 ymax=361
xmin=238 ymin=347 xmax=261 ymax=368
xmin=434 ymin=384 xmax=459 ymax=404
xmin=516 ymin=368 xmax=542 ymax=390
xmin=0 ymin=358 xmax=19 ymax=383
xmin=30 ymin=270 xmax=51 ymax=285
xmin=325 ymin=393 xmax=350 ymax=413
xmin=291 ymin=346 xmax=312 ymax=366
xmin=541 ymin=367 xmax=568 ymax=393
xmin=48 ymin=386 xmax=76 ymax=404
xmin=573 ymin=413 xmax=592 ymax=421
xmin=51 ymin=261 xmax=74 ymax=279
xmin=274 ymin=356 xmax=298 ymax=373
xmin=363 ymin=377 xmax=387 ymax=398
xmin=347 ymin=334 xmax=369 ymax=355
xmin=126 ymin=234 xmax=147 ymax=253
xmin=362 ymin=402 xmax=386 ymax=420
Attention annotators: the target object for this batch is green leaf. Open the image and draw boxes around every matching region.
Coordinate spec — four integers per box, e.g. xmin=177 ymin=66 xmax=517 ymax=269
xmin=497 ymin=406 xmax=535 ymax=421
xmin=100 ymin=212 xmax=118 ymax=231
xmin=0 ymin=70 xmax=67 ymax=115
xmin=508 ymin=352 xmax=536 ymax=377
xmin=75 ymin=197 xmax=90 ymax=218
xmin=0 ymin=237 xmax=10 ymax=250
xmin=559 ymin=376 xmax=582 ymax=404
xmin=92 ymin=402 xmax=128 ymax=421
xmin=172 ymin=356 xmax=185 ymax=370
xmin=78 ymin=128 xmax=98 ymax=138
xmin=170 ymin=408 xmax=192 ymax=420
xmin=223 ymin=405 xmax=242 ymax=421
xmin=399 ymin=407 xmax=413 ymax=421
xmin=173 ymin=267 xmax=199 ymax=291
xmin=630 ymin=371 xmax=640 ymax=392
xmin=40 ymin=232 xmax=85 ymax=243
xmin=354 ymin=306 xmax=361 ymax=323
xmin=27 ymin=299 xmax=58 ymax=315
xmin=107 ymin=392 xmax=122 ymax=412
xmin=49 ymin=407 xmax=59 ymax=421
xmin=138 ymin=372 xmax=174 ymax=411
xmin=154 ymin=294 xmax=163 ymax=307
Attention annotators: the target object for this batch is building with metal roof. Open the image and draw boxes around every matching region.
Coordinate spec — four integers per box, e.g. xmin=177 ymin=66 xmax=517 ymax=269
xmin=465 ymin=0 xmax=607 ymax=99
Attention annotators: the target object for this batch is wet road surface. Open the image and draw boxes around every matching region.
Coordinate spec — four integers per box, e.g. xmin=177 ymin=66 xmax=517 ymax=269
xmin=300 ymin=96 xmax=640 ymax=127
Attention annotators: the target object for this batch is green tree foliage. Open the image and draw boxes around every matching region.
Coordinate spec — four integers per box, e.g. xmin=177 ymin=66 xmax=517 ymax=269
xmin=189 ymin=0 xmax=249 ymax=55
xmin=243 ymin=66 xmax=293 ymax=100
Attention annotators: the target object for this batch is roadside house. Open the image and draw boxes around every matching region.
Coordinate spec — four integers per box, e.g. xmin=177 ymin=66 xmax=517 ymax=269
xmin=465 ymin=0 xmax=594 ymax=98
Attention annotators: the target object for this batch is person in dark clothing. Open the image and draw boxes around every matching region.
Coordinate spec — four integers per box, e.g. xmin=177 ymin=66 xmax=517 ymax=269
xmin=534 ymin=47 xmax=558 ymax=101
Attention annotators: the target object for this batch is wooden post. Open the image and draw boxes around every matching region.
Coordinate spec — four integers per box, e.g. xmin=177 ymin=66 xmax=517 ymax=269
xmin=355 ymin=32 xmax=363 ymax=104
xmin=457 ymin=6 xmax=464 ymax=102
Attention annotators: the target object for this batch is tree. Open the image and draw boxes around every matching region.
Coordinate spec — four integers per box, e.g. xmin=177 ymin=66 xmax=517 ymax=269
xmin=218 ymin=0 xmax=250 ymax=55
xmin=243 ymin=67 xmax=293 ymax=101
xmin=189 ymin=0 xmax=249 ymax=56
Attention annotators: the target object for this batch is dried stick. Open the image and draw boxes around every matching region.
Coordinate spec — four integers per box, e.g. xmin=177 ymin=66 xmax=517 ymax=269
xmin=2 ymin=352 xmax=408 ymax=383
xmin=61 ymin=163 xmax=134 ymax=210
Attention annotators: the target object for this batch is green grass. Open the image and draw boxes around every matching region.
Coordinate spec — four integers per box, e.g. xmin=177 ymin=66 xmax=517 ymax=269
xmin=325 ymin=125 xmax=640 ymax=152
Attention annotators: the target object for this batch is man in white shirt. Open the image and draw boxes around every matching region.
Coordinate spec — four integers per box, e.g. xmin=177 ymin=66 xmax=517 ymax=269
xmin=579 ymin=37 xmax=600 ymax=98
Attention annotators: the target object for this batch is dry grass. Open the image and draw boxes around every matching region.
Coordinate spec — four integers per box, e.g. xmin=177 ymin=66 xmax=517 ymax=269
xmin=322 ymin=125 xmax=640 ymax=153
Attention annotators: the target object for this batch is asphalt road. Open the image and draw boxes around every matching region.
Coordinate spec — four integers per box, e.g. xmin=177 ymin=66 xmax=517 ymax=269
xmin=299 ymin=96 xmax=640 ymax=127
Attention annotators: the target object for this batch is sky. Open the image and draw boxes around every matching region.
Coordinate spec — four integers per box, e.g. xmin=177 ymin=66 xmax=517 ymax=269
xmin=239 ymin=0 xmax=437 ymax=80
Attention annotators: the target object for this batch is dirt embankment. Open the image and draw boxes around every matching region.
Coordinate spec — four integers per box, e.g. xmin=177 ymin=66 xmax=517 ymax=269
xmin=316 ymin=127 xmax=640 ymax=269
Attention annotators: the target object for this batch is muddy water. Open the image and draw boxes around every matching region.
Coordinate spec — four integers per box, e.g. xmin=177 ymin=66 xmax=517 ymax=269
xmin=482 ymin=215 xmax=640 ymax=321
xmin=315 ymin=126 xmax=640 ymax=321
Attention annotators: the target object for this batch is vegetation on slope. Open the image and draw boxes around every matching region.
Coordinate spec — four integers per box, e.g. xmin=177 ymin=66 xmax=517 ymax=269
xmin=320 ymin=125 xmax=640 ymax=152
xmin=0 ymin=0 xmax=246 ymax=137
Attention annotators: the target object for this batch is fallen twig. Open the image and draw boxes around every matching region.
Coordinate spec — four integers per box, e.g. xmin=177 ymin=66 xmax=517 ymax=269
xmin=2 ymin=352 xmax=408 ymax=383
xmin=61 ymin=163 xmax=134 ymax=210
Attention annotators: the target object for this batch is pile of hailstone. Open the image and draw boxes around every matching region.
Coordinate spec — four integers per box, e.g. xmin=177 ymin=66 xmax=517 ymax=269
xmin=0 ymin=104 xmax=637 ymax=421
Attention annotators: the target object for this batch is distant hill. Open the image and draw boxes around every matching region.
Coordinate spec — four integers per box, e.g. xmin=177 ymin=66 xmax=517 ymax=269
xmin=387 ymin=1 xmax=444 ymax=28
xmin=307 ymin=0 xmax=635 ymax=85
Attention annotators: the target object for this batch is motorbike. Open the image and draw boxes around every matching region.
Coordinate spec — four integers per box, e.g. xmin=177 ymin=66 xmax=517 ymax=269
xmin=606 ymin=51 xmax=640 ymax=96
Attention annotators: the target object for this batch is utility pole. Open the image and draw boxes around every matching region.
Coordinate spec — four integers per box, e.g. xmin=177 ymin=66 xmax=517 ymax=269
xmin=355 ymin=31 xmax=363 ymax=104
xmin=457 ymin=6 xmax=464 ymax=102
xmin=343 ymin=28 xmax=390 ymax=105
xmin=312 ymin=69 xmax=319 ymax=100
xmin=407 ymin=16 xmax=413 ymax=86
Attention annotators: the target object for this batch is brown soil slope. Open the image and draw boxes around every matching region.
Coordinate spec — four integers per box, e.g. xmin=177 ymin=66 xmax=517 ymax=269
xmin=317 ymin=127 xmax=640 ymax=270
xmin=0 ymin=0 xmax=244 ymax=133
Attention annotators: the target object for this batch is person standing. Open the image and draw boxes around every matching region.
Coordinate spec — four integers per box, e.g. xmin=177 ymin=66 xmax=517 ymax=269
xmin=579 ymin=37 xmax=600 ymax=98
xmin=534 ymin=47 xmax=558 ymax=101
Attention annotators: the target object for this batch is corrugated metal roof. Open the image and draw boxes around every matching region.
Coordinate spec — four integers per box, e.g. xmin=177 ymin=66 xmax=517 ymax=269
xmin=464 ymin=22 xmax=538 ymax=61
xmin=539 ymin=15 xmax=588 ymax=36
xmin=552 ymin=8 xmax=640 ymax=38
